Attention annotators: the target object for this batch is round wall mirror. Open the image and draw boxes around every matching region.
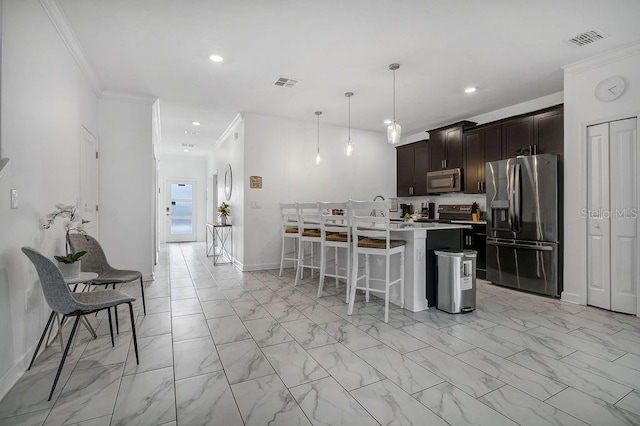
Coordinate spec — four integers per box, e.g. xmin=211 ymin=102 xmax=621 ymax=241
xmin=224 ymin=163 xmax=232 ymax=200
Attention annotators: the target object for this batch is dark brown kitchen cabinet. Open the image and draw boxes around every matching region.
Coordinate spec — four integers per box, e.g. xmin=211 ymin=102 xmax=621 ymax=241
xmin=464 ymin=124 xmax=501 ymax=193
xmin=502 ymin=105 xmax=563 ymax=157
xmin=428 ymin=121 xmax=476 ymax=171
xmin=396 ymin=140 xmax=429 ymax=197
xmin=503 ymin=116 xmax=534 ymax=158
xmin=534 ymin=106 xmax=564 ymax=156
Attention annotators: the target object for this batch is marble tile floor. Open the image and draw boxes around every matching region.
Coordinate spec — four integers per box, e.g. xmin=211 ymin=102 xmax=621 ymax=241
xmin=1 ymin=242 xmax=640 ymax=425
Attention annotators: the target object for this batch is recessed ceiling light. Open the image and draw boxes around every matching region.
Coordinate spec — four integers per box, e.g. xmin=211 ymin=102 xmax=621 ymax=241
xmin=192 ymin=121 xmax=201 ymax=126
xmin=465 ymin=87 xmax=477 ymax=93
xmin=209 ymin=55 xmax=223 ymax=63
xmin=383 ymin=120 xmax=392 ymax=125
xmin=183 ymin=149 xmax=189 ymax=152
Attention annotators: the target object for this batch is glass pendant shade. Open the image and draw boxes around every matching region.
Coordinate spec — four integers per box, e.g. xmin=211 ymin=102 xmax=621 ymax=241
xmin=315 ymin=111 xmax=322 ymax=165
xmin=344 ymin=139 xmax=354 ymax=156
xmin=387 ymin=63 xmax=401 ymax=145
xmin=387 ymin=121 xmax=402 ymax=145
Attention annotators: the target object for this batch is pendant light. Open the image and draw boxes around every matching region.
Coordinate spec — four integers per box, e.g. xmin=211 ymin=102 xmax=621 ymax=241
xmin=387 ymin=63 xmax=402 ymax=145
xmin=315 ymin=111 xmax=322 ymax=165
xmin=344 ymin=92 xmax=354 ymax=156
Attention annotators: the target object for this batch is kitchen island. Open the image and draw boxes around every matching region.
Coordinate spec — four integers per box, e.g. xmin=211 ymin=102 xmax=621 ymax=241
xmin=366 ymin=222 xmax=470 ymax=312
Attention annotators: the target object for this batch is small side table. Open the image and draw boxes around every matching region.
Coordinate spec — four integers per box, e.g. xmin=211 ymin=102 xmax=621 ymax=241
xmin=206 ymin=222 xmax=233 ymax=265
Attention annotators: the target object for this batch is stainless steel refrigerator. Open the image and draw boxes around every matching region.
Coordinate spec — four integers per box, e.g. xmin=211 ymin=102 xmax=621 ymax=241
xmin=485 ymin=154 xmax=561 ymax=297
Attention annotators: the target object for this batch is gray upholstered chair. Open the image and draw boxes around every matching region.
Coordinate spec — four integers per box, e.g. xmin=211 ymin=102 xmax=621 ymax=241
xmin=69 ymin=234 xmax=146 ymax=315
xmin=22 ymin=247 xmax=139 ymax=401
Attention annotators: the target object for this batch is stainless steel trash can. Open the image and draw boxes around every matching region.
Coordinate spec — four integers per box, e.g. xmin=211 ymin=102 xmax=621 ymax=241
xmin=434 ymin=249 xmax=477 ymax=314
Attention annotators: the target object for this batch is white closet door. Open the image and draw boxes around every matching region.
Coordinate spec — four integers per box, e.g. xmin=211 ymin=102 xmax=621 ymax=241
xmin=587 ymin=123 xmax=611 ymax=310
xmin=610 ymin=118 xmax=638 ymax=314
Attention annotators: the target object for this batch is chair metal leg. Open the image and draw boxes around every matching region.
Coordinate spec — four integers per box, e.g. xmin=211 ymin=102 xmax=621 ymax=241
xmin=294 ymin=240 xmax=304 ymax=286
xmin=128 ymin=302 xmax=139 ymax=364
xmin=107 ymin=308 xmax=115 ymax=347
xmin=49 ymin=316 xmax=80 ymax=401
xmin=115 ymin=306 xmax=119 ymax=334
xmin=347 ymin=252 xmax=359 ymax=316
xmin=365 ymin=254 xmax=370 ymax=303
xmin=139 ymin=277 xmax=146 ymax=315
xmin=28 ymin=311 xmax=56 ymax=370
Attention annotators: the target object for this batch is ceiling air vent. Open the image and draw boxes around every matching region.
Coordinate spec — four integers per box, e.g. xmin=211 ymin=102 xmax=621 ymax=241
xmin=181 ymin=143 xmax=195 ymax=148
xmin=565 ymin=29 xmax=607 ymax=47
xmin=274 ymin=77 xmax=299 ymax=88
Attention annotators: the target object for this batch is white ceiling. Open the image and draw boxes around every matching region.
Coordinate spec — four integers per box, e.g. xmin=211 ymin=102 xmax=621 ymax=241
xmin=58 ymin=0 xmax=640 ymax=154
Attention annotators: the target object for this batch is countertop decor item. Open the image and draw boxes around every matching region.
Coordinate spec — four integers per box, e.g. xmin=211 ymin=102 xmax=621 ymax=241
xmin=217 ymin=201 xmax=231 ymax=225
xmin=42 ymin=204 xmax=89 ymax=277
xmin=387 ymin=63 xmax=402 ymax=144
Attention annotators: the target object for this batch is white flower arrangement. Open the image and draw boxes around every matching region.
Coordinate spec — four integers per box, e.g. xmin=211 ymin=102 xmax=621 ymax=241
xmin=43 ymin=204 xmax=90 ymax=263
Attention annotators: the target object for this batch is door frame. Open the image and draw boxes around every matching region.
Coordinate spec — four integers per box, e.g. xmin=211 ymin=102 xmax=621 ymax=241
xmin=79 ymin=125 xmax=99 ymax=239
xmin=581 ymin=112 xmax=640 ymax=317
xmin=165 ymin=178 xmax=198 ymax=243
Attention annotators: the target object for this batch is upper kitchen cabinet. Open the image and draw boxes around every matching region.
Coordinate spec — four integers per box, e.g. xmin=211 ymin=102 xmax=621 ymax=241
xmin=396 ymin=140 xmax=429 ymax=196
xmin=464 ymin=124 xmax=501 ymax=193
xmin=503 ymin=115 xmax=534 ymax=158
xmin=503 ymin=105 xmax=564 ymax=157
xmin=428 ymin=121 xmax=476 ymax=171
xmin=534 ymin=105 xmax=564 ymax=156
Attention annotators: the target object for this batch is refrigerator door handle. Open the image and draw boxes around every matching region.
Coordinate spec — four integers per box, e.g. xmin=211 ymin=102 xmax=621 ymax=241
xmin=514 ymin=163 xmax=522 ymax=232
xmin=508 ymin=165 xmax=516 ymax=231
xmin=487 ymin=240 xmax=553 ymax=251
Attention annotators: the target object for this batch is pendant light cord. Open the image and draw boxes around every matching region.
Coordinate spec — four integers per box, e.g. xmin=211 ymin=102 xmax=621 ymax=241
xmin=392 ymin=69 xmax=396 ymax=123
xmin=348 ymin=96 xmax=351 ymax=140
xmin=317 ymin=113 xmax=320 ymax=154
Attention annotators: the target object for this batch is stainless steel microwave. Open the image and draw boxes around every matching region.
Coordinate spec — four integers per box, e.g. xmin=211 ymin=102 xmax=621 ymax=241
xmin=427 ymin=168 xmax=463 ymax=193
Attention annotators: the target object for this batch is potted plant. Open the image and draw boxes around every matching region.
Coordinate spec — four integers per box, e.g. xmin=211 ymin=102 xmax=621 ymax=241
xmin=43 ymin=204 xmax=89 ymax=278
xmin=217 ymin=202 xmax=231 ymax=225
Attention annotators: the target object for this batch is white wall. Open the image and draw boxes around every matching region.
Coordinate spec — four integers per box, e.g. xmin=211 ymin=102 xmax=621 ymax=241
xmin=98 ymin=96 xmax=155 ymax=279
xmin=159 ymin=155 xmax=208 ymax=242
xmin=562 ymin=42 xmax=640 ymax=307
xmin=242 ymin=112 xmax=396 ymax=270
xmin=210 ymin=115 xmax=245 ymax=265
xmin=0 ymin=0 xmax=99 ymax=399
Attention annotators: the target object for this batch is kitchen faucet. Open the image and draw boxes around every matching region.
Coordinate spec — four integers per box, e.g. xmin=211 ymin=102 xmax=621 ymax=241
xmin=372 ymin=195 xmax=385 ymax=217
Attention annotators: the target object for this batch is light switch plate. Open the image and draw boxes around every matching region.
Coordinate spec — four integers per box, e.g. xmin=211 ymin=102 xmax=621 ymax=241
xmin=10 ymin=189 xmax=17 ymax=209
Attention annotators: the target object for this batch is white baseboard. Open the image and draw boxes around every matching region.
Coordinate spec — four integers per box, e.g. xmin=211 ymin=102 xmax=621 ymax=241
xmin=0 ymin=339 xmax=38 ymax=402
xmin=561 ymin=291 xmax=583 ymax=305
xmin=143 ymin=273 xmax=154 ymax=282
xmin=239 ymin=261 xmax=283 ymax=272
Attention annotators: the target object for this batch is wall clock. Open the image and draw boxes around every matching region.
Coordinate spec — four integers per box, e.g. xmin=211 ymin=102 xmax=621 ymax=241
xmin=595 ymin=76 xmax=625 ymax=102
xmin=224 ymin=163 xmax=232 ymax=201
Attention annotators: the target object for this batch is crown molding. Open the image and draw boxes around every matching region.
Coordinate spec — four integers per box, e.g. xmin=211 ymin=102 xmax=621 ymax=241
xmin=214 ymin=113 xmax=244 ymax=149
xmin=100 ymin=90 xmax=158 ymax=105
xmin=563 ymin=39 xmax=640 ymax=74
xmin=39 ymin=0 xmax=103 ymax=96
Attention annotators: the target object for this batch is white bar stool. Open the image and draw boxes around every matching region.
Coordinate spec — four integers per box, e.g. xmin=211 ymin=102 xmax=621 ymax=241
xmin=294 ymin=202 xmax=321 ymax=286
xmin=279 ymin=203 xmax=299 ymax=276
xmin=347 ymin=199 xmax=405 ymax=323
xmin=317 ymin=201 xmax=352 ymax=302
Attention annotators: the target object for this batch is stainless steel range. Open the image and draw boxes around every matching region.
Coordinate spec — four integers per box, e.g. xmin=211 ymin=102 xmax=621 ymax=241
xmin=436 ymin=204 xmax=476 ymax=223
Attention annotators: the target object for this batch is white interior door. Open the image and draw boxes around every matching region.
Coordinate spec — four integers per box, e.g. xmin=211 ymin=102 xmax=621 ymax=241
xmin=587 ymin=122 xmax=611 ymax=310
xmin=610 ymin=118 xmax=638 ymax=314
xmin=80 ymin=127 xmax=99 ymax=237
xmin=587 ymin=118 xmax=638 ymax=315
xmin=166 ymin=180 xmax=196 ymax=242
